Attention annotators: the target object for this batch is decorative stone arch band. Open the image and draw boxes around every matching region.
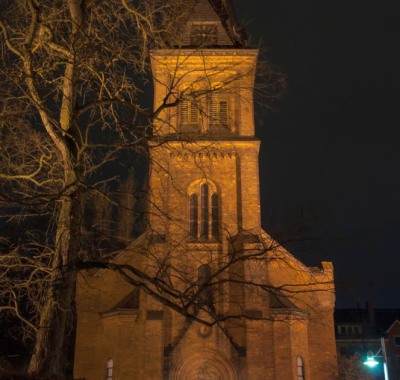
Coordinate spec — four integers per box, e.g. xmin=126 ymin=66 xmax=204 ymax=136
xmin=187 ymin=178 xmax=219 ymax=195
xmin=170 ymin=348 xmax=239 ymax=380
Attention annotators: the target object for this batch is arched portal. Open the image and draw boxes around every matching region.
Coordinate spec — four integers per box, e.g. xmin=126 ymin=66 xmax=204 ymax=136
xmin=170 ymin=348 xmax=238 ymax=380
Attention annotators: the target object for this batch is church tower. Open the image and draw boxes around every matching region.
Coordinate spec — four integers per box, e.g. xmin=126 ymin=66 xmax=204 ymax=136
xmin=74 ymin=1 xmax=338 ymax=379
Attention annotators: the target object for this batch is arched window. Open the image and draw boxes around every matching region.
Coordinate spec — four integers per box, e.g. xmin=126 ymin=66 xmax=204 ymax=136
xmin=189 ymin=194 xmax=198 ymax=239
xmin=188 ymin=181 xmax=220 ymax=241
xmin=198 ymin=264 xmax=213 ymax=307
xmin=296 ymin=356 xmax=305 ymax=380
xmin=200 ymin=183 xmax=209 ymax=238
xmin=106 ymin=358 xmax=113 ymax=380
xmin=211 ymin=193 xmax=219 ymax=238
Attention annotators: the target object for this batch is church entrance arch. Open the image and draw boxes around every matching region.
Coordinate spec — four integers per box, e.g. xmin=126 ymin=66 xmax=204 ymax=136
xmin=170 ymin=348 xmax=239 ymax=380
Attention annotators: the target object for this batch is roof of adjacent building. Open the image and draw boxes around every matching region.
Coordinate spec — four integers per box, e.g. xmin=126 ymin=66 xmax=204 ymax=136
xmin=335 ymin=306 xmax=400 ymax=337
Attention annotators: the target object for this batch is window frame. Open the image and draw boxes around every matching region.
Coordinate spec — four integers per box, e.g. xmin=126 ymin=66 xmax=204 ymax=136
xmin=296 ymin=356 xmax=305 ymax=380
xmin=189 ymin=193 xmax=199 ymax=239
xmin=209 ymin=95 xmax=229 ymax=127
xmin=188 ymin=181 xmax=220 ymax=241
xmin=190 ymin=22 xmax=218 ymax=46
xmin=105 ymin=358 xmax=113 ymax=380
xmin=180 ymin=96 xmax=201 ymax=126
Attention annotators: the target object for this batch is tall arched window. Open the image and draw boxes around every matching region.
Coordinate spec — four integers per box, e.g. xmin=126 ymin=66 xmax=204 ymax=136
xmin=189 ymin=194 xmax=198 ymax=238
xmin=296 ymin=356 xmax=305 ymax=380
xmin=188 ymin=181 xmax=220 ymax=241
xmin=198 ymin=264 xmax=213 ymax=308
xmin=200 ymin=183 xmax=209 ymax=238
xmin=106 ymin=358 xmax=113 ymax=380
xmin=211 ymin=193 xmax=219 ymax=238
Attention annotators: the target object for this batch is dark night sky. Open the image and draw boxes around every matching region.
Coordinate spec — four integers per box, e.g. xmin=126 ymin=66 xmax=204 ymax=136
xmin=235 ymin=0 xmax=400 ymax=307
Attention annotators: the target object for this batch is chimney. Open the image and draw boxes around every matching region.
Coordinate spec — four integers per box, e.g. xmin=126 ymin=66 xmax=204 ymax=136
xmin=366 ymin=300 xmax=375 ymax=325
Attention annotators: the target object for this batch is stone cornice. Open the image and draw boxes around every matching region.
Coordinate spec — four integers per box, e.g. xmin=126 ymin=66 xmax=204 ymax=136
xmin=100 ymin=309 xmax=139 ymax=319
xmin=270 ymin=308 xmax=309 ymax=320
xmin=169 ymin=151 xmax=237 ymax=161
xmin=151 ymin=49 xmax=258 ymax=57
xmin=149 ymin=138 xmax=260 ymax=149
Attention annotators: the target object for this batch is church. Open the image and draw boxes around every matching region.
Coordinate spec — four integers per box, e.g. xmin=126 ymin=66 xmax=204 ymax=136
xmin=74 ymin=1 xmax=338 ymax=379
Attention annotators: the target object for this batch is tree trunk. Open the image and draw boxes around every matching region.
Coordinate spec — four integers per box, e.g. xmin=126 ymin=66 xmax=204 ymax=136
xmin=28 ymin=1 xmax=84 ymax=375
xmin=28 ymin=190 xmax=80 ymax=379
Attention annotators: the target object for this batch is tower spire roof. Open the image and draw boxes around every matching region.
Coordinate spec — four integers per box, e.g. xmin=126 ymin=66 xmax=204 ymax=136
xmin=173 ymin=0 xmax=248 ymax=48
xmin=207 ymin=0 xmax=248 ymax=47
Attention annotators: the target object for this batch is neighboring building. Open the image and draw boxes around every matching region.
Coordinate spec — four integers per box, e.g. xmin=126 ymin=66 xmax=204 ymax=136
xmin=335 ymin=304 xmax=400 ymax=379
xmin=74 ymin=1 xmax=338 ymax=379
xmin=387 ymin=319 xmax=400 ymax=380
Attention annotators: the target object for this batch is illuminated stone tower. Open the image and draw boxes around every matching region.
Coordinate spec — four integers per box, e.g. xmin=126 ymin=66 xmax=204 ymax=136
xmin=74 ymin=1 xmax=338 ymax=379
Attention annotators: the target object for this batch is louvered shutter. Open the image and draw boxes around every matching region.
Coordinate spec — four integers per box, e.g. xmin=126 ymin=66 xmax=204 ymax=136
xmin=210 ymin=98 xmax=218 ymax=125
xmin=181 ymin=100 xmax=189 ymax=123
xmin=210 ymin=97 xmax=228 ymax=126
xmin=219 ymin=100 xmax=228 ymax=125
xmin=189 ymin=101 xmax=199 ymax=123
xmin=181 ymin=99 xmax=199 ymax=124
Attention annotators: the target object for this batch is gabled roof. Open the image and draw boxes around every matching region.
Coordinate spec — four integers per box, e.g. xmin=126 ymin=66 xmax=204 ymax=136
xmin=386 ymin=319 xmax=400 ymax=333
xmin=101 ymin=289 xmax=140 ymax=318
xmin=270 ymin=292 xmax=296 ymax=309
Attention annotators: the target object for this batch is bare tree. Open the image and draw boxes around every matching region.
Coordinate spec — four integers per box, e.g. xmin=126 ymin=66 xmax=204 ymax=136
xmin=0 ymin=0 xmax=190 ymax=377
xmin=338 ymin=354 xmax=376 ymax=380
xmin=0 ymin=1 xmax=300 ymax=379
xmin=117 ymin=172 xmax=137 ymax=242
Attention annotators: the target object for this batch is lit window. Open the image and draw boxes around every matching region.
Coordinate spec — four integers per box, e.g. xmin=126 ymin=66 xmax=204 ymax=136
xmin=188 ymin=182 xmax=219 ymax=241
xmin=296 ymin=356 xmax=305 ymax=380
xmin=106 ymin=358 xmax=113 ymax=380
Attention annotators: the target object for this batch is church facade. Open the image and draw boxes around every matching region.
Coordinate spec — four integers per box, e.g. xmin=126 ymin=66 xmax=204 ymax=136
xmin=74 ymin=1 xmax=338 ymax=379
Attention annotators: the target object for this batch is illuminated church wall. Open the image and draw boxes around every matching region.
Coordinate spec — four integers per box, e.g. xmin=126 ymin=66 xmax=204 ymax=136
xmin=74 ymin=1 xmax=338 ymax=379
